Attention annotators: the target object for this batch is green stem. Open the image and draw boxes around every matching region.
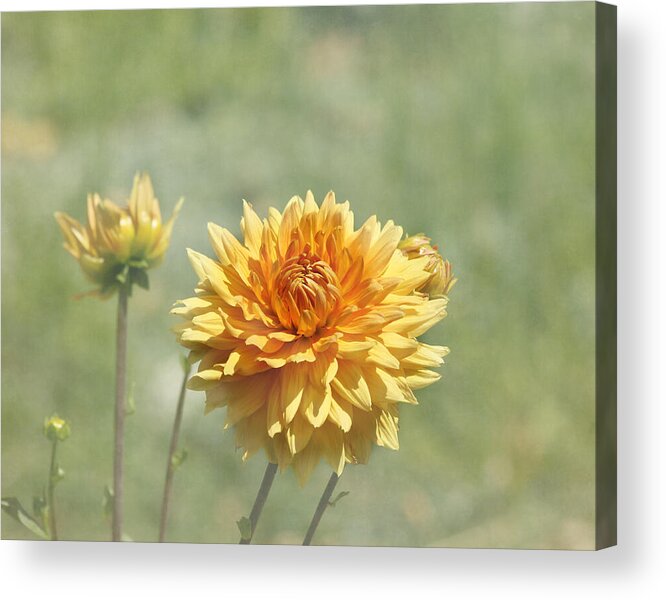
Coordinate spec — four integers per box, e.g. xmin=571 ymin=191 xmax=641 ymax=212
xmin=158 ymin=363 xmax=191 ymax=542
xmin=302 ymin=472 xmax=339 ymax=546
xmin=112 ymin=284 xmax=128 ymax=541
xmin=47 ymin=439 xmax=58 ymax=541
xmin=239 ymin=462 xmax=278 ymax=544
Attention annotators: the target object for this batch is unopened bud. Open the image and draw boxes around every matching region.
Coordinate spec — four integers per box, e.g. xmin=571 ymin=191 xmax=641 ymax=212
xmin=43 ymin=415 xmax=70 ymax=442
xmin=398 ymin=234 xmax=457 ymax=297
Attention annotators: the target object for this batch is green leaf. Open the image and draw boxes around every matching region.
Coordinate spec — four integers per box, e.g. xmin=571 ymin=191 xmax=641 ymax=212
xmin=171 ymin=448 xmax=188 ymax=470
xmin=130 ymin=267 xmax=149 ymax=291
xmin=121 ymin=533 xmax=134 ymax=542
xmin=125 ymin=381 xmax=136 ymax=416
xmin=236 ymin=516 xmax=252 ymax=541
xmin=102 ymin=485 xmax=114 ymax=519
xmin=1 ymin=497 xmax=49 ymax=539
xmin=328 ymin=491 xmax=350 ymax=508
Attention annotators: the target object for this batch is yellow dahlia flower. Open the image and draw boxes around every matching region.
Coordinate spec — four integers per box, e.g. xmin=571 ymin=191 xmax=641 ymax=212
xmin=173 ymin=192 xmax=453 ymax=484
xmin=398 ymin=233 xmax=457 ymax=298
xmin=55 ymin=173 xmax=183 ymax=297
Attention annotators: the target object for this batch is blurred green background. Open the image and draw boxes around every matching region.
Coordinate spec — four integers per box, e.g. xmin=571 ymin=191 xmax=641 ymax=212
xmin=1 ymin=3 xmax=596 ymax=548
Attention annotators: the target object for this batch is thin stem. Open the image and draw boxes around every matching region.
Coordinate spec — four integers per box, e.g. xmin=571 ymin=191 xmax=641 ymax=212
xmin=158 ymin=363 xmax=191 ymax=542
xmin=47 ymin=440 xmax=58 ymax=541
xmin=112 ymin=284 xmax=128 ymax=542
xmin=302 ymin=472 xmax=339 ymax=546
xmin=239 ymin=462 xmax=278 ymax=544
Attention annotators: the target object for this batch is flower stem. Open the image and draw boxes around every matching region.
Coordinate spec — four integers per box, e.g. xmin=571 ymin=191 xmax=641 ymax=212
xmin=47 ymin=439 xmax=58 ymax=541
xmin=239 ymin=462 xmax=278 ymax=544
xmin=302 ymin=472 xmax=339 ymax=546
xmin=112 ymin=284 xmax=128 ymax=542
xmin=158 ymin=363 xmax=191 ymax=543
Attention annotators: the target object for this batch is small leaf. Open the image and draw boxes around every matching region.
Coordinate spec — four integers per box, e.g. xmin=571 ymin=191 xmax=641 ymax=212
xmin=328 ymin=491 xmax=350 ymax=508
xmin=130 ymin=267 xmax=149 ymax=291
xmin=171 ymin=448 xmax=188 ymax=470
xmin=102 ymin=485 xmax=114 ymax=519
xmin=1 ymin=497 xmax=49 ymax=539
xmin=125 ymin=381 xmax=136 ymax=416
xmin=236 ymin=516 xmax=252 ymax=541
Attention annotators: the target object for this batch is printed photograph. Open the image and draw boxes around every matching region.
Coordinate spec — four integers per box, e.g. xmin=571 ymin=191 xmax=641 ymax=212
xmin=2 ymin=2 xmax=611 ymax=548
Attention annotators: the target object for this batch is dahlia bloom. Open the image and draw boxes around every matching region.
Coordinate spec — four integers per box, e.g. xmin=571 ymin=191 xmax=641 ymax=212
xmin=398 ymin=233 xmax=457 ymax=298
xmin=55 ymin=173 xmax=183 ymax=297
xmin=173 ymin=192 xmax=453 ymax=484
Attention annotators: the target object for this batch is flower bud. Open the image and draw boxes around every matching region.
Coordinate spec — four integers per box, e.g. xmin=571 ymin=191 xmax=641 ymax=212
xmin=43 ymin=415 xmax=70 ymax=442
xmin=398 ymin=233 xmax=457 ymax=297
xmin=55 ymin=173 xmax=183 ymax=298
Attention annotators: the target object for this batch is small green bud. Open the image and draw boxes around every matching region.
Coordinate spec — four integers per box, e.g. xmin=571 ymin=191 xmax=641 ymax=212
xmin=43 ymin=415 xmax=70 ymax=442
xmin=51 ymin=465 xmax=66 ymax=485
xmin=125 ymin=382 xmax=136 ymax=416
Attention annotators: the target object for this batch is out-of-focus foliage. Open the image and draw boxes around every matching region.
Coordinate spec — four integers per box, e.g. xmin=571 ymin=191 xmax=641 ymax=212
xmin=2 ymin=4 xmax=596 ymax=548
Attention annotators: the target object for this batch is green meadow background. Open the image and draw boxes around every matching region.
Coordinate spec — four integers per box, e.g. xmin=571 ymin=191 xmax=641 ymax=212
xmin=1 ymin=3 xmax=596 ymax=548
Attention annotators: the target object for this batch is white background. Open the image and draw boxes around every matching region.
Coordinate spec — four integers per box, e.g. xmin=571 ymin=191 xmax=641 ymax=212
xmin=0 ymin=0 xmax=662 ymax=598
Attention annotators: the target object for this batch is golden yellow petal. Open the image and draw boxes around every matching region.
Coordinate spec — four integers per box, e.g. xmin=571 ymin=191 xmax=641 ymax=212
xmin=328 ymin=398 xmax=353 ymax=432
xmin=279 ymin=364 xmax=307 ymax=425
xmin=363 ymin=221 xmax=403 ymax=278
xmin=187 ymin=368 xmax=224 ymax=390
xmin=337 ymin=306 xmax=404 ymax=334
xmin=285 ymin=412 xmax=314 ymax=455
xmin=54 ymin=212 xmax=86 ymax=258
xmin=235 ymin=406 xmax=269 ymax=461
xmin=277 ymin=196 xmax=304 ymax=257
xmin=347 ymin=214 xmax=378 ymax=260
xmin=240 ymin=199 xmax=264 ymax=257
xmin=301 ymin=382 xmax=332 ymax=428
xmin=336 ymin=338 xmax=375 ymax=360
xmin=207 ymin=222 xmax=250 ymax=275
xmin=225 ymin=386 xmax=267 ymax=427
xmin=331 ymin=362 xmax=372 ymax=411
xmin=383 ymin=298 xmax=448 ymax=337
xmin=318 ymin=423 xmax=346 ymax=474
xmin=375 ymin=406 xmax=400 ymax=450
xmin=148 ymin=196 xmax=184 ymax=261
xmin=400 ymin=343 xmax=449 ymax=369
xmin=290 ymin=440 xmax=320 ymax=486
xmin=266 ymin=391 xmax=283 ymax=438
xmin=367 ymin=343 xmax=401 ymax=370
xmin=404 ymin=369 xmax=442 ymax=390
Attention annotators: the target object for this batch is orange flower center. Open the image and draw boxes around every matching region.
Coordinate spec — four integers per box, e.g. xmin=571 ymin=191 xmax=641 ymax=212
xmin=272 ymin=246 xmax=341 ymax=336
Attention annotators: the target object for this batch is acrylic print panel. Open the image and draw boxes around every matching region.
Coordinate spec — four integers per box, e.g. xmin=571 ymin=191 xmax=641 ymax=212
xmin=1 ymin=2 xmax=616 ymax=549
